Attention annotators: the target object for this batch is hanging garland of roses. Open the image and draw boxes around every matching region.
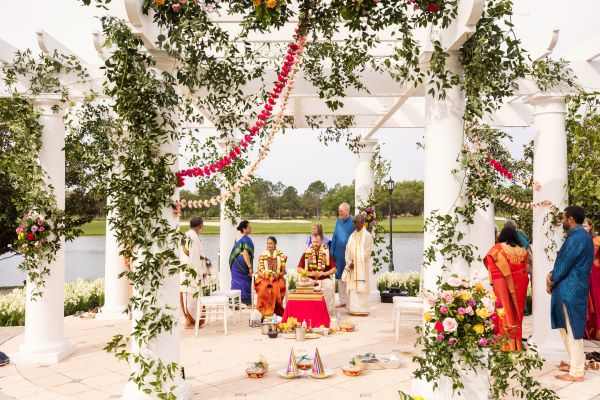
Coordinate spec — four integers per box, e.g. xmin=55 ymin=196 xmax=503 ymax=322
xmin=177 ymin=35 xmax=306 ymax=209
xmin=175 ymin=36 xmax=303 ymax=187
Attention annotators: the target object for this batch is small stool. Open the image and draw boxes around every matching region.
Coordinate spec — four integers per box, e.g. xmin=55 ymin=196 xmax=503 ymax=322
xmin=212 ymin=289 xmax=242 ymax=324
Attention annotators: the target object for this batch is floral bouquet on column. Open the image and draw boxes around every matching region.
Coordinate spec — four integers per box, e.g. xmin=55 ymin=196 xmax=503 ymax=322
xmin=14 ymin=210 xmax=52 ymax=259
xmin=361 ymin=207 xmax=376 ymax=232
xmin=413 ymin=275 xmax=558 ymax=399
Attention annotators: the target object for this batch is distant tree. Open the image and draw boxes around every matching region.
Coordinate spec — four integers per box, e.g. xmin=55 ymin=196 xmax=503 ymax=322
xmin=303 ymin=180 xmax=327 ymax=218
xmin=321 ymin=183 xmax=355 ymax=216
xmin=392 ymin=180 xmax=424 ymax=216
xmin=280 ymin=186 xmax=301 ymax=218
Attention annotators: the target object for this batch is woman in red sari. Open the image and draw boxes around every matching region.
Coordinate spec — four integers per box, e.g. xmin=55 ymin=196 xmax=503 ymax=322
xmin=484 ymin=227 xmax=529 ymax=351
xmin=583 ymin=218 xmax=600 ymax=340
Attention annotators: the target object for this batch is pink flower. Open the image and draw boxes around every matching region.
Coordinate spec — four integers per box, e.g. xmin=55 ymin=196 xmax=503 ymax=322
xmin=441 ymin=290 xmax=454 ymax=303
xmin=436 ymin=334 xmax=445 ymax=341
xmin=457 ymin=307 xmax=466 ymax=315
xmin=447 ymin=277 xmax=462 ymax=287
xmin=478 ymin=338 xmax=488 ymax=347
xmin=448 ymin=337 xmax=458 ymax=345
xmin=172 ymin=3 xmax=181 ymax=12
xmin=467 ymin=299 xmax=475 ymax=307
xmin=442 ymin=318 xmax=458 ymax=332
xmin=37 ymin=220 xmax=44 ymax=226
xmin=495 ymin=300 xmax=503 ymax=308
xmin=426 ymin=297 xmax=435 ymax=307
xmin=23 ymin=213 xmax=30 ymax=220
xmin=465 ymin=306 xmax=474 ymax=316
xmin=440 ymin=306 xmax=448 ymax=315
xmin=491 ymin=313 xmax=499 ymax=322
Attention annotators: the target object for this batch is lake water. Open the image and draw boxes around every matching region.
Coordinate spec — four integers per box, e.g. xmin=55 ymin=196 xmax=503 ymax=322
xmin=0 ymin=233 xmax=424 ymax=287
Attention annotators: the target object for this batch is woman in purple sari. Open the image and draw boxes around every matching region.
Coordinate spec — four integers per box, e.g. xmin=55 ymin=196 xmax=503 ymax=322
xmin=229 ymin=220 xmax=254 ymax=304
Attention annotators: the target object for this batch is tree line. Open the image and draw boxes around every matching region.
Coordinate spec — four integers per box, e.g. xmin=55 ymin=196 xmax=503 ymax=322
xmin=180 ymin=178 xmax=424 ymax=220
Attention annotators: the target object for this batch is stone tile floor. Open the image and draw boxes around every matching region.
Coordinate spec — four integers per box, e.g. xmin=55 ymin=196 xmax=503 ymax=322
xmin=1 ymin=302 xmax=599 ymax=399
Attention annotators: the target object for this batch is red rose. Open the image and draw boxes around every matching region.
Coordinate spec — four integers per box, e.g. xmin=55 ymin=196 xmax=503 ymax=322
xmin=427 ymin=3 xmax=439 ymax=12
xmin=27 ymin=233 xmax=35 ymax=241
xmin=434 ymin=321 xmax=444 ymax=333
xmin=289 ymin=43 xmax=299 ymax=51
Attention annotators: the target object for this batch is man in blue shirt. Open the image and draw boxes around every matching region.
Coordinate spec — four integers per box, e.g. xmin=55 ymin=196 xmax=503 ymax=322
xmin=547 ymin=206 xmax=594 ymax=382
xmin=330 ymin=202 xmax=354 ymax=308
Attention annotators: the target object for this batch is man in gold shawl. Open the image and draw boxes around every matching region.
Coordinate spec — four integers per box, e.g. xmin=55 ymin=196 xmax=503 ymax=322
xmin=342 ymin=214 xmax=374 ymax=315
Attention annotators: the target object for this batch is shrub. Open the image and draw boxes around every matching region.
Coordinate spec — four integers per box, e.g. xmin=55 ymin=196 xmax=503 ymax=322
xmin=0 ymin=278 xmax=105 ymax=327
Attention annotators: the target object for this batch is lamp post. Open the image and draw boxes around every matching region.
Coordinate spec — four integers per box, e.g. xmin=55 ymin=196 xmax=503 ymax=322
xmin=386 ymin=177 xmax=395 ymax=272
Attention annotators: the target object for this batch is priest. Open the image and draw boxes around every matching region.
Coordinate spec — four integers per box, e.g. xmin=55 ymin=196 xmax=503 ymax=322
xmin=342 ymin=214 xmax=374 ymax=315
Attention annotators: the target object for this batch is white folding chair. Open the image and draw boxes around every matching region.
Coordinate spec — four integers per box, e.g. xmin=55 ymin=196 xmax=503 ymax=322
xmin=195 ymin=283 xmax=229 ymax=337
xmin=392 ymin=296 xmax=425 ymax=343
xmin=212 ymin=288 xmax=242 ymax=323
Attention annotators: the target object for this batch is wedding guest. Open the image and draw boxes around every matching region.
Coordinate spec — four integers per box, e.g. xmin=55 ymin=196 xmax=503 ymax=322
xmin=306 ymin=223 xmax=331 ymax=247
xmin=484 ymin=227 xmax=529 ymax=351
xmin=230 ymin=220 xmax=254 ymax=305
xmin=583 ymin=218 xmax=600 ymax=340
xmin=547 ymin=206 xmax=594 ymax=382
xmin=331 ymin=202 xmax=354 ymax=308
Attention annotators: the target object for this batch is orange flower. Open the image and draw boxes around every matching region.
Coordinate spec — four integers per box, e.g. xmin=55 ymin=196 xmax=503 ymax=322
xmin=155 ymin=0 xmax=165 ymax=5
xmin=266 ymin=0 xmax=277 ymax=8
xmin=253 ymin=0 xmax=261 ymax=6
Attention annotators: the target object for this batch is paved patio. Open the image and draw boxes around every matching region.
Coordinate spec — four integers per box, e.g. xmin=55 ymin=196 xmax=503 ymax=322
xmin=1 ymin=302 xmax=600 ymax=400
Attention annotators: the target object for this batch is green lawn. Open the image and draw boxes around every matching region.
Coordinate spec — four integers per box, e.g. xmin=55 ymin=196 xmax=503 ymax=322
xmin=80 ymin=216 xmax=424 ymax=236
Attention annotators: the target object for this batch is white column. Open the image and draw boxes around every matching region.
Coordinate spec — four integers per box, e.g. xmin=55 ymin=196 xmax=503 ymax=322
xmin=122 ymin=135 xmax=191 ymax=400
xmin=422 ymin=51 xmax=468 ymax=292
xmin=97 ymin=208 xmax=130 ymax=320
xmin=469 ymin=200 xmax=495 ymax=288
xmin=219 ymin=193 xmax=240 ymax=291
xmin=12 ymin=94 xmax=76 ymax=364
xmin=354 ymin=139 xmax=380 ymax=299
xmin=528 ymin=94 xmax=568 ymax=360
xmin=354 ymin=139 xmax=377 ymax=210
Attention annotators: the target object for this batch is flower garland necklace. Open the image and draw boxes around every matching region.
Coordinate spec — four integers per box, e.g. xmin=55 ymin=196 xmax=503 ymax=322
xmin=258 ymin=249 xmax=287 ymax=274
xmin=305 ymin=245 xmax=330 ymax=271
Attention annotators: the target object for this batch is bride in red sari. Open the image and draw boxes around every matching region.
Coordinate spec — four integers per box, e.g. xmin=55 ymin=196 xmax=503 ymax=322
xmin=583 ymin=218 xmax=600 ymax=340
xmin=484 ymin=226 xmax=529 ymax=351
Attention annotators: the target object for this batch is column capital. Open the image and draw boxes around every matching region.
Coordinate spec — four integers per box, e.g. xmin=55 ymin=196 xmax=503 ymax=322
xmin=33 ymin=93 xmax=66 ymax=116
xmin=526 ymin=93 xmax=566 ymax=116
xmin=358 ymin=139 xmax=378 ymax=153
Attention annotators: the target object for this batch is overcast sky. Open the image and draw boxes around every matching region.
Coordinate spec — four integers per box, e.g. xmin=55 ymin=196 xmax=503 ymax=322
xmin=0 ymin=0 xmax=598 ymax=192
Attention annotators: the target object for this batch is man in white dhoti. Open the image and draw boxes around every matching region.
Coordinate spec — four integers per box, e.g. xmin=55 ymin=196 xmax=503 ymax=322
xmin=180 ymin=216 xmax=212 ymax=328
xmin=342 ymin=214 xmax=374 ymax=315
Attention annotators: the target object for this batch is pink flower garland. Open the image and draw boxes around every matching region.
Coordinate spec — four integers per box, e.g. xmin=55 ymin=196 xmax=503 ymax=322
xmin=175 ymin=30 xmax=304 ymax=188
xmin=177 ymin=36 xmax=306 ymax=209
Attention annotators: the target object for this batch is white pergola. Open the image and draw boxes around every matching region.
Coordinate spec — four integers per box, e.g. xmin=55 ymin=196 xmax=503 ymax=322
xmin=2 ymin=0 xmax=600 ymax=398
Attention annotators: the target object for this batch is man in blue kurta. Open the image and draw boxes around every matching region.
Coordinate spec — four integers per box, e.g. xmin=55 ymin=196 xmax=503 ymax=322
xmin=330 ymin=202 xmax=354 ymax=308
xmin=547 ymin=206 xmax=594 ymax=382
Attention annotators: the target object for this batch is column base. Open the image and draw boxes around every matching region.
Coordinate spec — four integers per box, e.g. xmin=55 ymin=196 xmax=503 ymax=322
xmin=97 ymin=305 xmax=130 ymax=321
xmin=11 ymin=339 xmax=76 ymax=364
xmin=121 ymin=379 xmax=192 ymax=400
xmin=412 ymin=376 xmax=489 ymax=400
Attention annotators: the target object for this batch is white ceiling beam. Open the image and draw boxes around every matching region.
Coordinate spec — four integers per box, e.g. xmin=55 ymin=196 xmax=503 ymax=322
xmin=36 ymin=30 xmax=79 ymax=60
xmin=364 ymin=84 xmax=419 ymax=139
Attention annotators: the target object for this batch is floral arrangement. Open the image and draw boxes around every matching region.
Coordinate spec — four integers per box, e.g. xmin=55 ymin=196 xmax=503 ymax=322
xmin=376 ymin=271 xmax=420 ymax=295
xmin=361 ymin=207 xmax=376 ymax=231
xmin=152 ymin=0 xmax=220 ymax=16
xmin=414 ymin=275 xmax=558 ymax=399
xmin=420 ymin=276 xmax=500 ymax=349
xmin=252 ymin=0 xmax=282 ymax=27
xmin=14 ymin=210 xmax=51 ymax=259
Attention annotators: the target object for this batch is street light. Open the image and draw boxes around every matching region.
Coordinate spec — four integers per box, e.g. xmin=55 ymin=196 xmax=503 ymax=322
xmin=386 ymin=177 xmax=395 ymax=272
